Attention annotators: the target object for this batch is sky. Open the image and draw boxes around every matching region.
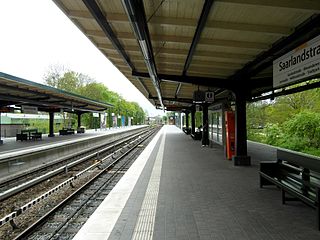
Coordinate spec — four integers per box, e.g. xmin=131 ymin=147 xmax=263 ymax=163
xmin=0 ymin=0 xmax=164 ymax=117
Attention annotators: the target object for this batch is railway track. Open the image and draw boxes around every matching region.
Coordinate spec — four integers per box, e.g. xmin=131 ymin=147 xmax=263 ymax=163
xmin=0 ymin=127 xmax=149 ymax=201
xmin=0 ymin=126 xmax=160 ymax=240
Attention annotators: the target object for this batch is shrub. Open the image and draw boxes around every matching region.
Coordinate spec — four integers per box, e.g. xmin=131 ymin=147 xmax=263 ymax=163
xmin=264 ymin=123 xmax=283 ymax=146
xmin=247 ymin=128 xmax=266 ymax=143
xmin=283 ymin=111 xmax=320 ymax=148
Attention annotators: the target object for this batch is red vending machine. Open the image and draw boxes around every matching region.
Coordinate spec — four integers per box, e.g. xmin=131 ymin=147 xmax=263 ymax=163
xmin=225 ymin=111 xmax=235 ymax=160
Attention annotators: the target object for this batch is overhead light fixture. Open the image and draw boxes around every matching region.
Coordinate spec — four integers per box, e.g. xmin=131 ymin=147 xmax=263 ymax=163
xmin=139 ymin=40 xmax=149 ymax=60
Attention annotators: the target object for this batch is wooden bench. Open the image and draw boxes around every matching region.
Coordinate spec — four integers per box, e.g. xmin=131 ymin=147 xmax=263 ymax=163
xmin=59 ymin=128 xmax=75 ymax=135
xmin=16 ymin=129 xmax=42 ymax=141
xmin=259 ymin=149 xmax=320 ymax=230
xmin=182 ymin=127 xmax=191 ymax=135
xmin=77 ymin=127 xmax=85 ymax=134
xmin=30 ymin=132 xmax=42 ymax=140
xmin=16 ymin=133 xmax=28 ymax=141
xmin=191 ymin=131 xmax=202 ymax=140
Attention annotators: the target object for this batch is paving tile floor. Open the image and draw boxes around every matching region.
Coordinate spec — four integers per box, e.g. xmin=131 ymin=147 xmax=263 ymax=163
xmin=107 ymin=125 xmax=320 ymax=240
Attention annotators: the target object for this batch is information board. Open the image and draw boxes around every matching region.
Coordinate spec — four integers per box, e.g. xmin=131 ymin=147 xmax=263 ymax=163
xmin=273 ymin=34 xmax=320 ymax=88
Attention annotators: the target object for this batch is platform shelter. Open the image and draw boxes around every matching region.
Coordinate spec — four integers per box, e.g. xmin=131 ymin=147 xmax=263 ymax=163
xmin=0 ymin=72 xmax=113 ymax=143
xmin=53 ymin=0 xmax=320 ymax=165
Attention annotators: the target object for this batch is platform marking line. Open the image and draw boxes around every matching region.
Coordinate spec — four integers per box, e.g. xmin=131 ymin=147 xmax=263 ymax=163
xmin=72 ymin=127 xmax=163 ymax=240
xmin=132 ymin=128 xmax=166 ymax=240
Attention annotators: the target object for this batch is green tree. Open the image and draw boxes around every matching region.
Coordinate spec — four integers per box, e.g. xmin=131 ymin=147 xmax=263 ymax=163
xmin=162 ymin=115 xmax=167 ymax=123
xmin=263 ymin=123 xmax=283 ymax=145
xmin=246 ymin=80 xmax=320 ymax=156
xmin=283 ymin=111 xmax=320 ymax=149
xmin=43 ymin=66 xmax=147 ymax=129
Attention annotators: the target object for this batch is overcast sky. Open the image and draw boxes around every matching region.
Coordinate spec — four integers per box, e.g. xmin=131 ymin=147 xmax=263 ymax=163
xmin=0 ymin=0 xmax=164 ymax=116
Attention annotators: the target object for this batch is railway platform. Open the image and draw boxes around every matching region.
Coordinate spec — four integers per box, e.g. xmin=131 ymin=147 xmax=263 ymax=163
xmin=0 ymin=126 xmax=145 ymax=155
xmin=74 ymin=125 xmax=320 ymax=240
xmin=0 ymin=126 xmax=147 ymax=182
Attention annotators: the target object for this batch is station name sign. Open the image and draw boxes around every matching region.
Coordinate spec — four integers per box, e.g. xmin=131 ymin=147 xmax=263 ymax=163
xmin=273 ymin=34 xmax=320 ymax=88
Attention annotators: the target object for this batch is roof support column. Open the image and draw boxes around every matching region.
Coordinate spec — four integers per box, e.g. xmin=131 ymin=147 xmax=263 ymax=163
xmin=0 ymin=112 xmax=3 ymax=144
xmin=191 ymin=106 xmax=196 ymax=136
xmin=202 ymin=103 xmax=209 ymax=146
xmin=186 ymin=111 xmax=190 ymax=130
xmin=77 ymin=113 xmax=82 ymax=129
xmin=232 ymin=90 xmax=251 ymax=166
xmin=48 ymin=111 xmax=55 ymax=137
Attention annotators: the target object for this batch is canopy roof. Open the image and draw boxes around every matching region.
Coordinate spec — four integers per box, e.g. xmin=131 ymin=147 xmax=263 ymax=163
xmin=53 ymin=0 xmax=320 ymax=110
xmin=0 ymin=72 xmax=113 ymax=113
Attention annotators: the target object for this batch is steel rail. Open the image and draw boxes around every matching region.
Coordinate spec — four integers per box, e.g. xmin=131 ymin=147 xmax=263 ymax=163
xmin=0 ymin=128 xmax=154 ymax=228
xmin=0 ymin=127 xmax=149 ymax=201
xmin=13 ymin=128 xmax=157 ymax=240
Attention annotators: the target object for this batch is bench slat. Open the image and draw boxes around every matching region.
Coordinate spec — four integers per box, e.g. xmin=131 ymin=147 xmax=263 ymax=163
xmin=278 ymin=149 xmax=320 ymax=173
xmin=260 ymin=149 xmax=320 ymax=230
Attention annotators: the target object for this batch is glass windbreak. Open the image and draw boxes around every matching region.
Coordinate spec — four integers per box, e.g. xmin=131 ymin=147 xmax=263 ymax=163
xmin=209 ymin=110 xmax=223 ymax=144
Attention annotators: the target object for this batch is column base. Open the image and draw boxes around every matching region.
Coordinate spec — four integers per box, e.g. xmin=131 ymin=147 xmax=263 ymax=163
xmin=232 ymin=155 xmax=251 ymax=166
xmin=48 ymin=134 xmax=55 ymax=137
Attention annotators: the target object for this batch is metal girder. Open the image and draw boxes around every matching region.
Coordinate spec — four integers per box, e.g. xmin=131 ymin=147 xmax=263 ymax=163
xmin=136 ymin=77 xmax=156 ymax=105
xmin=175 ymin=83 xmax=182 ymax=98
xmin=0 ymin=94 xmax=106 ymax=112
xmin=0 ymin=101 xmax=15 ymax=107
xmin=164 ymin=106 xmax=191 ymax=112
xmin=0 ymin=93 xmax=58 ymax=108
xmin=231 ymin=14 xmax=320 ymax=80
xmin=251 ymin=80 xmax=320 ymax=102
xmin=37 ymin=107 xmax=61 ymax=113
xmin=45 ymin=100 xmax=67 ymax=104
xmin=132 ymin=71 xmax=232 ymax=89
xmin=183 ymin=0 xmax=214 ymax=75
xmin=82 ymin=0 xmax=135 ymax=70
xmin=150 ymin=96 xmax=193 ymax=104
xmin=29 ymin=96 xmax=51 ymax=101
xmin=136 ymin=77 xmax=151 ymax=96
xmin=172 ymin=1 xmax=214 ymax=105
xmin=249 ymin=77 xmax=273 ymax=89
xmin=122 ymin=0 xmax=164 ymax=109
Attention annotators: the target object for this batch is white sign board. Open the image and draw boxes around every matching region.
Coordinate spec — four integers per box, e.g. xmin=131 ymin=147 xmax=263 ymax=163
xmin=100 ymin=113 xmax=106 ymax=128
xmin=21 ymin=105 xmax=38 ymax=114
xmin=205 ymin=91 xmax=214 ymax=102
xmin=273 ymin=34 xmax=320 ymax=88
xmin=93 ymin=112 xmax=99 ymax=118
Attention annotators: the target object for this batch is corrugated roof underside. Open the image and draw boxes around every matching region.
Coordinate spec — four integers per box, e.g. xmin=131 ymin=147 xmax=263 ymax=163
xmin=53 ymin=0 xmax=319 ymax=109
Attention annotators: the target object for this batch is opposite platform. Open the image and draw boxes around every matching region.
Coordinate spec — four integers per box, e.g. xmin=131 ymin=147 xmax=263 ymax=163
xmin=0 ymin=126 xmax=145 ymax=159
xmin=0 ymin=126 xmax=146 ymax=182
xmin=74 ymin=125 xmax=320 ymax=240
